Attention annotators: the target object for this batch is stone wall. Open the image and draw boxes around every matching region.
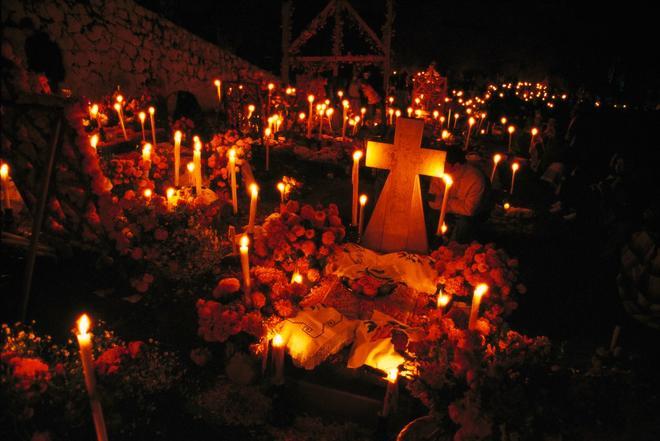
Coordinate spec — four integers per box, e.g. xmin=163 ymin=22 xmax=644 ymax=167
xmin=1 ymin=0 xmax=276 ymax=108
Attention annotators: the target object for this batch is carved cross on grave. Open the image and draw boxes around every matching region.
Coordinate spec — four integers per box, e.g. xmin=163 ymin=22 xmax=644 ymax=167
xmin=362 ymin=118 xmax=446 ymax=254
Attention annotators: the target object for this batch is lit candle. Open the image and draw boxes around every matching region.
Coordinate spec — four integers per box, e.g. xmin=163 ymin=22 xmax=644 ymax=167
xmin=382 ymin=368 xmax=399 ymax=417
xmin=113 ymin=103 xmax=128 ymax=140
xmin=142 ymin=143 xmax=152 ymax=179
xmin=360 ymin=107 xmax=366 ymax=125
xmin=358 ymin=194 xmax=367 ymax=239
xmin=186 ymin=162 xmax=195 ymax=188
xmin=173 ymin=130 xmax=182 ymax=187
xmin=148 ymin=107 xmax=157 ymax=146
xmin=465 ymin=116 xmax=475 ymax=149
xmin=510 ymin=162 xmax=519 ymax=195
xmin=500 ymin=116 xmax=507 ymax=127
xmin=247 ymin=104 xmax=255 ymax=120
xmin=248 ymin=183 xmax=258 ymax=234
xmin=318 ymin=105 xmax=324 ymax=138
xmin=1 ymin=163 xmax=11 ymax=210
xmin=272 ymin=333 xmax=285 ymax=385
xmin=307 ymin=95 xmax=314 ymax=137
xmin=143 ymin=188 xmax=152 ymax=200
xmin=388 ymin=108 xmax=394 ymax=125
xmin=507 ymin=125 xmax=515 ymax=151
xmin=439 ymin=115 xmax=445 ymax=129
xmin=229 ymin=148 xmax=238 ymax=215
xmin=277 ymin=182 xmax=286 ymax=210
xmin=166 ymin=187 xmax=175 ymax=209
xmin=325 ymin=108 xmax=334 ymax=132
xmin=90 ymin=134 xmax=99 ymax=150
xmin=138 ymin=111 xmax=146 ymax=141
xmin=407 ymin=107 xmax=413 ymax=117
xmin=267 ymin=82 xmax=274 ymax=116
xmin=239 ymin=234 xmax=251 ymax=303
xmin=76 ymin=314 xmax=109 ymax=441
xmin=194 ymin=141 xmax=202 ymax=196
xmin=90 ymin=104 xmax=99 ymax=127
xmin=436 ymin=174 xmax=453 ymax=235
xmin=530 ymin=127 xmax=538 ymax=149
xmin=264 ymin=127 xmax=271 ymax=171
xmin=437 ymin=291 xmax=451 ymax=318
xmin=341 ymin=99 xmax=349 ymax=138
xmin=351 ymin=150 xmax=363 ymax=226
xmin=468 ymin=283 xmax=489 ymax=330
xmin=214 ymin=79 xmax=222 ymax=103
xmin=453 ymin=113 xmax=460 ymax=128
xmin=490 ymin=154 xmax=502 ymax=182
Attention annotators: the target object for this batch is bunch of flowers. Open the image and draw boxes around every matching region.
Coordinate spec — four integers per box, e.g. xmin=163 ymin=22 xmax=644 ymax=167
xmin=431 ymin=242 xmax=525 ymax=321
xmin=101 ymin=148 xmax=171 ymax=195
xmin=252 ymin=201 xmax=345 ymax=275
xmin=403 ymin=310 xmax=553 ymax=440
xmin=205 ymin=130 xmax=253 ymax=193
xmin=1 ymin=322 xmax=182 ymax=440
xmin=96 ymin=189 xmax=223 ymax=293
xmin=196 ymin=266 xmax=309 ymax=344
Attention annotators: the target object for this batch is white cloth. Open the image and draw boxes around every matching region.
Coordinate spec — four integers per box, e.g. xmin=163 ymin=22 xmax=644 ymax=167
xmin=326 ymin=243 xmax=438 ymax=294
xmin=276 ymin=305 xmax=358 ymax=370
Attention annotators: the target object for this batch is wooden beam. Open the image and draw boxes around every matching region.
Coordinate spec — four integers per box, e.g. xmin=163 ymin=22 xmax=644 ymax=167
xmin=342 ymin=1 xmax=385 ymax=53
xmin=288 ymin=0 xmax=336 ymax=55
xmin=293 ymin=55 xmax=386 ymax=64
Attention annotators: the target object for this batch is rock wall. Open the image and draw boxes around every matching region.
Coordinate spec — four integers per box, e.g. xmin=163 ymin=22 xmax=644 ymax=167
xmin=1 ymin=0 xmax=275 ymax=108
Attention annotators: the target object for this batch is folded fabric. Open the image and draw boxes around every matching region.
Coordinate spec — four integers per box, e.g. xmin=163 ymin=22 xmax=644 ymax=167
xmin=348 ymin=310 xmax=424 ymax=372
xmin=276 ymin=305 xmax=358 ymax=370
xmin=326 ymin=243 xmax=438 ymax=294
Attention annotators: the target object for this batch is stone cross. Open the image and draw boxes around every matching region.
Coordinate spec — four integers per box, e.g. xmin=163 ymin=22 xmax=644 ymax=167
xmin=362 ymin=118 xmax=445 ymax=254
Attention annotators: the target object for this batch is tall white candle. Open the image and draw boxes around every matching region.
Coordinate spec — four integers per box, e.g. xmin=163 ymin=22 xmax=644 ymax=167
xmin=307 ymin=95 xmax=314 ymax=138
xmin=239 ymin=235 xmax=251 ymax=305
xmin=1 ymin=163 xmax=11 ymax=210
xmin=436 ymin=174 xmax=453 ymax=235
xmin=510 ymin=162 xmax=519 ymax=195
xmin=138 ymin=111 xmax=146 ymax=141
xmin=468 ymin=283 xmax=489 ymax=330
xmin=193 ymin=141 xmax=202 ymax=195
xmin=351 ymin=150 xmax=363 ymax=226
xmin=76 ymin=314 xmax=109 ymax=441
xmin=173 ymin=131 xmax=182 ymax=187
xmin=272 ymin=333 xmax=285 ymax=385
xmin=229 ymin=149 xmax=238 ymax=214
xmin=358 ymin=194 xmax=367 ymax=240
xmin=148 ymin=107 xmax=157 ymax=146
xmin=142 ymin=143 xmax=152 ymax=179
xmin=113 ymin=103 xmax=128 ymax=141
xmin=341 ymin=100 xmax=349 ymax=138
xmin=490 ymin=154 xmax=502 ymax=183
xmin=248 ymin=183 xmax=258 ymax=234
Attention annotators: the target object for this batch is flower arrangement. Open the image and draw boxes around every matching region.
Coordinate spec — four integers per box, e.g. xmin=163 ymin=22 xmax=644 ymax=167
xmin=252 ymin=201 xmax=345 ymax=275
xmin=431 ymin=241 xmax=525 ymax=322
xmin=1 ymin=322 xmax=182 ymax=440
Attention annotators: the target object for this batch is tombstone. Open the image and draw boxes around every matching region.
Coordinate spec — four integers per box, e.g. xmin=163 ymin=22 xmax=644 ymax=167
xmin=362 ymin=118 xmax=445 ymax=254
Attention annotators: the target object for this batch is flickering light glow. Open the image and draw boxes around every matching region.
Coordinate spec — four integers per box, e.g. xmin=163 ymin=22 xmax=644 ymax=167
xmin=273 ymin=333 xmax=284 ymax=348
xmin=387 ymin=368 xmax=398 ymax=383
xmin=90 ymin=134 xmax=99 ymax=149
xmin=77 ymin=313 xmax=90 ymax=336
xmin=143 ymin=188 xmax=152 ymax=199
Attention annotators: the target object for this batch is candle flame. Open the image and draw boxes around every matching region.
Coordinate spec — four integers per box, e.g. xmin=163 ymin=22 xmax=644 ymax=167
xmin=187 ymin=162 xmax=195 ymax=173
xmin=442 ymin=174 xmax=453 ymax=186
xmin=277 ymin=182 xmax=285 ymax=192
xmin=437 ymin=292 xmax=451 ymax=308
xmin=77 ymin=314 xmax=91 ymax=336
xmin=214 ymin=79 xmax=221 ymax=87
xmin=166 ymin=187 xmax=175 ymax=198
xmin=298 ymin=112 xmax=306 ymax=120
xmin=500 ymin=117 xmax=507 ymax=124
xmin=511 ymin=162 xmax=520 ymax=172
xmin=291 ymin=272 xmax=303 ymax=284
xmin=90 ymin=104 xmax=99 ymax=116
xmin=475 ymin=283 xmax=489 ymax=297
xmin=504 ymin=202 xmax=510 ymax=210
xmin=174 ymin=130 xmax=182 ymax=143
xmin=493 ymin=153 xmax=502 ymax=163
xmin=273 ymin=333 xmax=284 ymax=347
xmin=359 ymin=194 xmax=367 ymax=205
xmin=240 ymin=234 xmax=249 ymax=248
xmin=193 ymin=135 xmax=200 ymax=144
xmin=342 ymin=99 xmax=349 ymax=108
xmin=441 ymin=223 xmax=448 ymax=234
xmin=0 ymin=163 xmax=8 ymax=179
xmin=113 ymin=103 xmax=121 ymax=111
xmin=531 ymin=127 xmax=538 ymax=136
xmin=116 ymin=95 xmax=123 ymax=103
xmin=508 ymin=125 xmax=515 ymax=134
xmin=307 ymin=94 xmax=315 ymax=103
xmin=387 ymin=368 xmax=399 ymax=383
xmin=268 ymin=83 xmax=275 ymax=90
xmin=469 ymin=117 xmax=476 ymax=126
xmin=148 ymin=106 xmax=155 ymax=115
xmin=353 ymin=150 xmax=363 ymax=161
xmin=250 ymin=183 xmax=259 ymax=197
xmin=143 ymin=188 xmax=152 ymax=198
xmin=228 ymin=148 xmax=236 ymax=160
xmin=138 ymin=111 xmax=146 ymax=122
xmin=90 ymin=134 xmax=99 ymax=149
xmin=248 ymin=104 xmax=255 ymax=112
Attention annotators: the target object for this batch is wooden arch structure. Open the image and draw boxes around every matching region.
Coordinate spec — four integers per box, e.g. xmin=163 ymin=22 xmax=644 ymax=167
xmin=281 ymin=0 xmax=394 ymax=93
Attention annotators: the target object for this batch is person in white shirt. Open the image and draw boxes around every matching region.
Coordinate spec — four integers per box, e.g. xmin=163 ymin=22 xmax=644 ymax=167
xmin=429 ymin=146 xmax=491 ymax=242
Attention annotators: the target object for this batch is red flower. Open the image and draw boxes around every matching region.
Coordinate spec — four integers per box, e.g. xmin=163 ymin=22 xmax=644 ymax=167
xmin=128 ymin=341 xmax=144 ymax=358
xmin=321 ymin=230 xmax=336 ymax=246
xmin=96 ymin=347 xmax=128 ymax=375
xmin=213 ymin=277 xmax=241 ymax=298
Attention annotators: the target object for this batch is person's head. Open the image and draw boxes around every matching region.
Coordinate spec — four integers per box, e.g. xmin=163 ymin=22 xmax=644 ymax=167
xmin=444 ymin=145 xmax=466 ymax=174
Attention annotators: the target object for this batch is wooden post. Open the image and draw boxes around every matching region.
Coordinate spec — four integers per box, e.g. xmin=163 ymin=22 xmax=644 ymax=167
xmin=382 ymin=0 xmax=394 ymax=94
xmin=21 ymin=116 xmax=62 ymax=320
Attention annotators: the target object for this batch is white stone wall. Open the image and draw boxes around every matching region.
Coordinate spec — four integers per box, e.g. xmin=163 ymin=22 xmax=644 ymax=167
xmin=1 ymin=0 xmax=275 ymax=108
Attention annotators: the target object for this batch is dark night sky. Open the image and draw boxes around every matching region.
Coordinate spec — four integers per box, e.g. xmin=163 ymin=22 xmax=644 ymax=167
xmin=138 ymin=0 xmax=657 ymax=99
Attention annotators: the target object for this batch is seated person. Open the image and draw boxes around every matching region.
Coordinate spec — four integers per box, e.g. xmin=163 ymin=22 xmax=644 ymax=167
xmin=429 ymin=146 xmax=491 ymax=242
